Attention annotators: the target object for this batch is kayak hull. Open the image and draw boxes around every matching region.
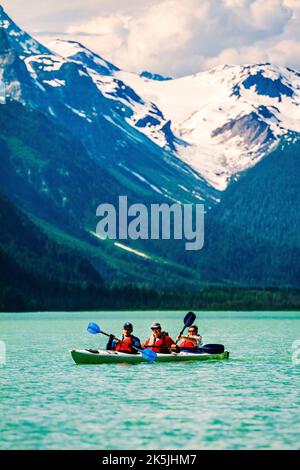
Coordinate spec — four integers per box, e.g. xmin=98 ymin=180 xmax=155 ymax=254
xmin=70 ymin=349 xmax=230 ymax=364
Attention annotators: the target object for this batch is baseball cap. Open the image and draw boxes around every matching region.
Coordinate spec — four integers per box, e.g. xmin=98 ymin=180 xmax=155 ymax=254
xmin=151 ymin=322 xmax=161 ymax=329
xmin=123 ymin=322 xmax=133 ymax=329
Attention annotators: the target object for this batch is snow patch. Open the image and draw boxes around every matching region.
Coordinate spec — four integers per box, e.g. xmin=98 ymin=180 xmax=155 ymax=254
xmin=43 ymin=79 xmax=66 ymax=87
xmin=114 ymin=242 xmax=151 ymax=259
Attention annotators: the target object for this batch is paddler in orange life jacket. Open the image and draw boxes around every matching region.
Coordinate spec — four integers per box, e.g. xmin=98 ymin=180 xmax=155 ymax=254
xmin=106 ymin=322 xmax=141 ymax=354
xmin=176 ymin=324 xmax=203 ymax=351
xmin=142 ymin=322 xmax=176 ymax=354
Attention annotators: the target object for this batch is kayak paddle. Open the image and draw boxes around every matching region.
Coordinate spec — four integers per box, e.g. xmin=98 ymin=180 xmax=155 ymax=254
xmin=175 ymin=311 xmax=196 ymax=344
xmin=198 ymin=344 xmax=225 ymax=354
xmin=178 ymin=344 xmax=225 ymax=354
xmin=87 ymin=322 xmax=157 ymax=362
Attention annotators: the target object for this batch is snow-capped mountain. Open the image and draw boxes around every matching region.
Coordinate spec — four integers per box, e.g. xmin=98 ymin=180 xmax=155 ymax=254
xmin=50 ymin=37 xmax=300 ymax=190
xmin=2 ymin=3 xmax=300 ymax=195
xmin=47 ymin=39 xmax=182 ymax=153
xmin=0 ymin=5 xmax=217 ymax=210
xmin=48 ymin=39 xmax=119 ymax=76
xmin=116 ymin=63 xmax=300 ymax=190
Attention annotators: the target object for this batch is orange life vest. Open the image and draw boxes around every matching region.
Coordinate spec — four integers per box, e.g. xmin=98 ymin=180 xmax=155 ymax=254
xmin=144 ymin=332 xmax=174 ymax=353
xmin=180 ymin=339 xmax=197 ymax=350
xmin=115 ymin=336 xmax=135 ymax=353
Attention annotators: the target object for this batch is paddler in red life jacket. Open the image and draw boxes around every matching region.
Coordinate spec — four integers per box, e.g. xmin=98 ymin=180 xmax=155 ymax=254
xmin=142 ymin=322 xmax=176 ymax=354
xmin=176 ymin=324 xmax=203 ymax=351
xmin=106 ymin=322 xmax=141 ymax=354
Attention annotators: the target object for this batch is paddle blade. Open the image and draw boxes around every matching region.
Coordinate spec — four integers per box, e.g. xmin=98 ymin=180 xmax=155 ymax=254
xmin=87 ymin=322 xmax=101 ymax=334
xmin=184 ymin=311 xmax=196 ymax=328
xmin=201 ymin=344 xmax=224 ymax=354
xmin=141 ymin=348 xmax=157 ymax=362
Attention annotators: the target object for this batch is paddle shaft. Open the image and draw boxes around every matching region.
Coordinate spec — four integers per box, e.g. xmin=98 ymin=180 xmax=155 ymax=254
xmin=99 ymin=330 xmax=158 ymax=360
xmin=175 ymin=312 xmax=196 ymax=344
xmin=175 ymin=326 xmax=186 ymax=344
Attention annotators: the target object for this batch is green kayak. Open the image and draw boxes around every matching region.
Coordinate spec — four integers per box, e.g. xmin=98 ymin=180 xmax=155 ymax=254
xmin=70 ymin=349 xmax=230 ymax=364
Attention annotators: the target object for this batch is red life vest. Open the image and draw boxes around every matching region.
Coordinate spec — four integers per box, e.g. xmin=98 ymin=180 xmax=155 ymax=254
xmin=180 ymin=339 xmax=197 ymax=350
xmin=115 ymin=336 xmax=135 ymax=353
xmin=144 ymin=332 xmax=174 ymax=353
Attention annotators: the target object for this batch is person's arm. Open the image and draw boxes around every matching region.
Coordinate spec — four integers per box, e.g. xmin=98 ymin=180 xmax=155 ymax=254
xmin=185 ymin=334 xmax=202 ymax=346
xmin=132 ymin=336 xmax=141 ymax=349
xmin=167 ymin=336 xmax=180 ymax=352
xmin=106 ymin=335 xmax=116 ymax=350
xmin=196 ymin=335 xmax=203 ymax=346
xmin=141 ymin=338 xmax=149 ymax=349
xmin=177 ymin=334 xmax=189 ymax=341
xmin=179 ymin=334 xmax=202 ymax=343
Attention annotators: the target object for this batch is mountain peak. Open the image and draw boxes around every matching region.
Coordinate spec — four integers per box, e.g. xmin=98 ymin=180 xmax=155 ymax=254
xmin=0 ymin=5 xmax=49 ymax=56
xmin=0 ymin=4 xmax=11 ymax=26
xmin=48 ymin=39 xmax=91 ymax=57
xmin=47 ymin=39 xmax=119 ymax=76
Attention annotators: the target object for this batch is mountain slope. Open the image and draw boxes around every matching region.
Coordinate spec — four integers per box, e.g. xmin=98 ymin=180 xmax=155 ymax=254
xmin=0 ymin=190 xmax=105 ymax=310
xmin=0 ymin=191 xmax=102 ymax=284
xmin=0 ymin=99 xmax=125 ymax=229
xmin=177 ymin=134 xmax=300 ymax=288
xmin=214 ymin=134 xmax=300 ymax=248
xmin=0 ymin=99 xmax=214 ymax=289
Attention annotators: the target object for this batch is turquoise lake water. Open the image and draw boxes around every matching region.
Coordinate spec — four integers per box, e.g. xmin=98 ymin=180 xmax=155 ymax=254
xmin=0 ymin=310 xmax=300 ymax=450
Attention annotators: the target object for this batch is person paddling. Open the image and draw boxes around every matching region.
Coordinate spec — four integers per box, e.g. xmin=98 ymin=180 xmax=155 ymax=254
xmin=106 ymin=322 xmax=141 ymax=354
xmin=176 ymin=324 xmax=203 ymax=351
xmin=142 ymin=322 xmax=176 ymax=354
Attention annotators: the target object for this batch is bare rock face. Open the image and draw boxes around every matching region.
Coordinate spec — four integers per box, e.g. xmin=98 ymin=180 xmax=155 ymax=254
xmin=0 ymin=27 xmax=31 ymax=103
xmin=211 ymin=112 xmax=275 ymax=151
